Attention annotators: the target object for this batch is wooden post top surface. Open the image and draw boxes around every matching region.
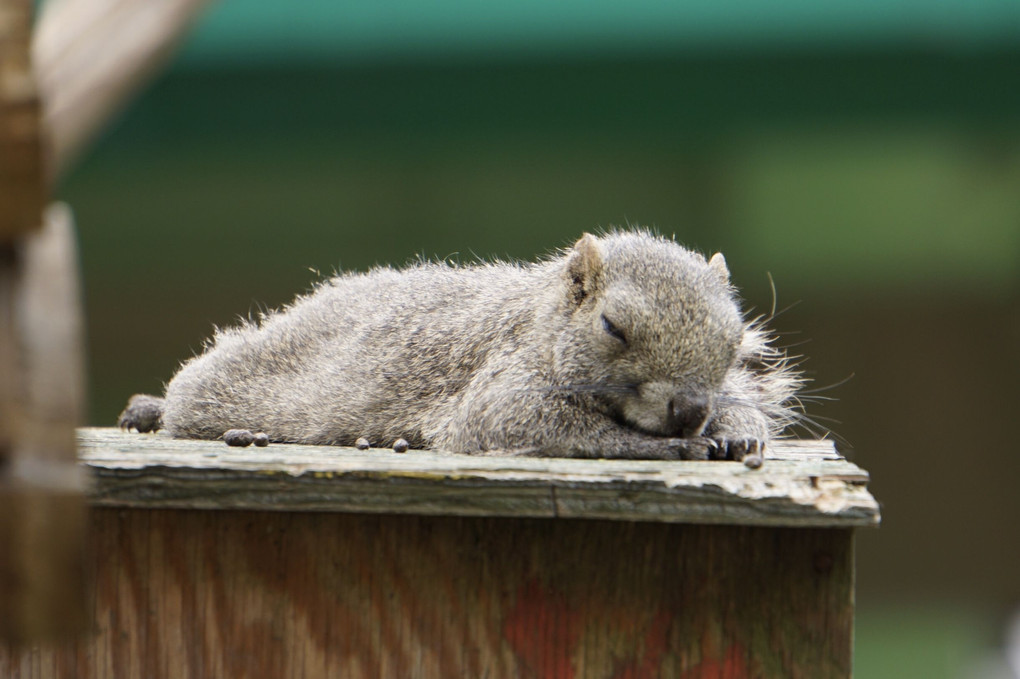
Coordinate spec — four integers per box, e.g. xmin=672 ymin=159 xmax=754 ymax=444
xmin=78 ymin=427 xmax=880 ymax=528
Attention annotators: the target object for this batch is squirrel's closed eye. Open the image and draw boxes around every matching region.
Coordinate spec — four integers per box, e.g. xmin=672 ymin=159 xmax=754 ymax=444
xmin=601 ymin=314 xmax=627 ymax=344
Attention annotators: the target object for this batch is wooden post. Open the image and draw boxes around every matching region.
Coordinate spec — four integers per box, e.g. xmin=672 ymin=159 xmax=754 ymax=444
xmin=0 ymin=206 xmax=89 ymax=642
xmin=1 ymin=0 xmax=212 ymax=644
xmin=2 ymin=431 xmax=879 ymax=677
xmin=0 ymin=0 xmax=88 ymax=644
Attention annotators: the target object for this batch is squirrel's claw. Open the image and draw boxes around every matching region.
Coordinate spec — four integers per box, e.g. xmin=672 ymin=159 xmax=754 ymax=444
xmin=711 ymin=436 xmax=765 ymax=469
xmin=706 ymin=438 xmax=727 ymax=460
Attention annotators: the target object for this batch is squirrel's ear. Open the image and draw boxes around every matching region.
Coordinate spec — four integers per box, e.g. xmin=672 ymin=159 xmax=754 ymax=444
xmin=565 ymin=233 xmax=603 ymax=305
xmin=708 ymin=252 xmax=730 ymax=283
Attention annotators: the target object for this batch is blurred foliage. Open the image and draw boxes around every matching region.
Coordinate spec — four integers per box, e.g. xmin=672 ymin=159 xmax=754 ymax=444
xmin=856 ymin=605 xmax=997 ymax=679
xmin=66 ymin=53 xmax=1020 ymax=296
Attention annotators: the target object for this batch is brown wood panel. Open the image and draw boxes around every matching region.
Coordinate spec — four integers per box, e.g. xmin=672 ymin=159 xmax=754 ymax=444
xmin=1 ymin=508 xmax=854 ymax=678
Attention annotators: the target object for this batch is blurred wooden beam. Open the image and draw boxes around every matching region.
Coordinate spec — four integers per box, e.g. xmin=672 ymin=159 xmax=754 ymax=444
xmin=32 ymin=0 xmax=214 ymax=180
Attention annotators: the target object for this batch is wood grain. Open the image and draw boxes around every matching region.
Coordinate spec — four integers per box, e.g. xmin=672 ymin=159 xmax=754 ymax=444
xmin=80 ymin=428 xmax=880 ymax=528
xmin=0 ymin=508 xmax=856 ymax=678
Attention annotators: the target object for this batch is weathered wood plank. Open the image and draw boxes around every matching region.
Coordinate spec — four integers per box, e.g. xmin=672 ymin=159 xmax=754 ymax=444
xmin=79 ymin=428 xmax=880 ymax=527
xmin=0 ymin=508 xmax=856 ymax=678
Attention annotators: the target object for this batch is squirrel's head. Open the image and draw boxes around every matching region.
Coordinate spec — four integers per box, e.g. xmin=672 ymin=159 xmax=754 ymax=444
xmin=555 ymin=231 xmax=743 ymax=438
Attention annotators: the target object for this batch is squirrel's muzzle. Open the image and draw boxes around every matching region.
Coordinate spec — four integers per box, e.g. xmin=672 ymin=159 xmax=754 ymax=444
xmin=667 ymin=394 xmax=711 ymax=438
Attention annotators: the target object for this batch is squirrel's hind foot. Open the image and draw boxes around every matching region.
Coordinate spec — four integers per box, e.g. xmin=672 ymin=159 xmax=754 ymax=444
xmin=118 ymin=393 xmax=165 ymax=433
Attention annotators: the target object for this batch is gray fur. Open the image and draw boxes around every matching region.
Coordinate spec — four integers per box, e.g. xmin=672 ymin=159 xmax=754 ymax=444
xmin=118 ymin=230 xmax=803 ymax=460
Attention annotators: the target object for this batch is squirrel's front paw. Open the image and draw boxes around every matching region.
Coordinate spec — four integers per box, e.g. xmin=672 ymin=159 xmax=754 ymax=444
xmin=710 ymin=437 xmax=765 ymax=469
xmin=618 ymin=437 xmax=714 ymax=460
xmin=117 ymin=394 xmax=165 ymax=433
xmin=660 ymin=437 xmax=714 ymax=461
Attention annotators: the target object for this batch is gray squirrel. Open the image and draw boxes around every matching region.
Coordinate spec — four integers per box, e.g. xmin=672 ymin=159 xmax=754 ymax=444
xmin=118 ymin=230 xmax=803 ymax=466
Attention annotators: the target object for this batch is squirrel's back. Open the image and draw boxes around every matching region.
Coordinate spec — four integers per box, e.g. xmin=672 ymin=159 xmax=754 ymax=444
xmin=161 ymin=260 xmax=553 ymax=444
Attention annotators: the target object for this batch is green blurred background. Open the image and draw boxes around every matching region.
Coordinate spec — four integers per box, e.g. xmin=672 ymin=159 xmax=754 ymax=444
xmin=59 ymin=1 xmax=1020 ymax=676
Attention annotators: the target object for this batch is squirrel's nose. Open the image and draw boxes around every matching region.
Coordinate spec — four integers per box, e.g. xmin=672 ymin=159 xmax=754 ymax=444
xmin=667 ymin=395 xmax=711 ymax=438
